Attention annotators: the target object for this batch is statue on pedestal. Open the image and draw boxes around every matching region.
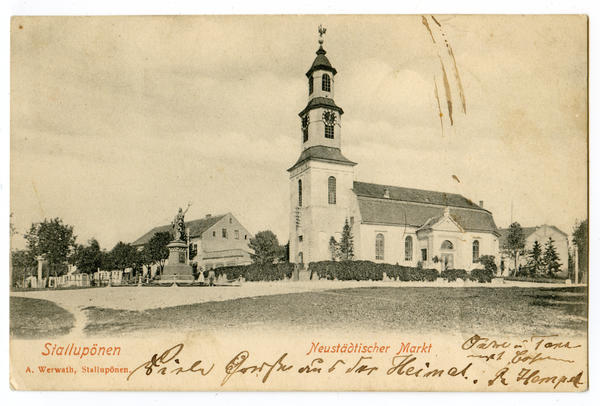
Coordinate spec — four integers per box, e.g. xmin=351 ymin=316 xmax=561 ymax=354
xmin=172 ymin=202 xmax=192 ymax=241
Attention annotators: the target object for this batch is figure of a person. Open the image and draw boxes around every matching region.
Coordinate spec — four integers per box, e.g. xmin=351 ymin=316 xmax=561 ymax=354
xmin=172 ymin=202 xmax=191 ymax=240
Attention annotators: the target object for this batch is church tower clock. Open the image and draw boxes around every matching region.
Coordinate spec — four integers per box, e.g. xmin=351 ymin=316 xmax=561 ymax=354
xmin=288 ymin=26 xmax=357 ymax=270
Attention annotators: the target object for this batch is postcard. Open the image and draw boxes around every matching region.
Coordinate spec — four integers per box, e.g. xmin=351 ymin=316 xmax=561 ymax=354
xmin=9 ymin=15 xmax=588 ymax=391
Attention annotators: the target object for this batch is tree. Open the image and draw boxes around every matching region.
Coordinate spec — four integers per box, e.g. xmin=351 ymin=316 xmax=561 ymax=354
xmin=248 ymin=230 xmax=282 ymax=265
xmin=502 ymin=222 xmax=526 ymax=277
xmin=329 ymin=236 xmax=341 ymax=261
xmin=110 ymin=242 xmax=140 ymax=278
xmin=339 ymin=218 xmax=354 ymax=260
xmin=543 ymin=237 xmax=562 ymax=276
xmin=11 ymin=249 xmax=37 ymax=287
xmin=526 ymin=240 xmax=544 ymax=276
xmin=145 ymin=231 xmax=172 ymax=276
xmin=24 ymin=218 xmax=76 ymax=284
xmin=572 ymin=219 xmax=588 ymax=282
xmin=70 ymin=238 xmax=103 ymax=275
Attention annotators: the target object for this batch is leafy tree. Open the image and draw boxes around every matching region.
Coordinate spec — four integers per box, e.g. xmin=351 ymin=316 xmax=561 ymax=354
xmin=139 ymin=246 xmax=155 ymax=281
xmin=110 ymin=242 xmax=140 ymax=277
xmin=70 ymin=238 xmax=103 ymax=275
xmin=11 ymin=249 xmax=37 ymax=287
xmin=339 ymin=218 xmax=354 ymax=260
xmin=329 ymin=236 xmax=341 ymax=261
xmin=24 ymin=218 xmax=76 ymax=284
xmin=477 ymin=255 xmax=498 ymax=275
xmin=526 ymin=240 xmax=544 ymax=276
xmin=572 ymin=219 xmax=588 ymax=282
xmin=146 ymin=231 xmax=172 ymax=276
xmin=543 ymin=237 xmax=562 ymax=276
xmin=502 ymin=222 xmax=526 ymax=277
xmin=248 ymin=230 xmax=282 ymax=265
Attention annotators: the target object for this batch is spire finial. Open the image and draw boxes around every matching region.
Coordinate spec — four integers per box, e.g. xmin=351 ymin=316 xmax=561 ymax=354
xmin=318 ymin=25 xmax=326 ymax=45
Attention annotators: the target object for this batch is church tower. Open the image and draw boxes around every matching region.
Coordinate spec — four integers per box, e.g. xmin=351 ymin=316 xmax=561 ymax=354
xmin=288 ymin=27 xmax=357 ymax=268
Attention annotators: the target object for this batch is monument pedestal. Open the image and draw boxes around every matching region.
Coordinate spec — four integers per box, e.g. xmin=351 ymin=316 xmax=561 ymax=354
xmin=160 ymin=240 xmax=194 ymax=284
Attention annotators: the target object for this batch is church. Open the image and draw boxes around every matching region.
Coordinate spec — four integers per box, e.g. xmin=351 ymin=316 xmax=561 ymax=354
xmin=288 ymin=32 xmax=501 ymax=273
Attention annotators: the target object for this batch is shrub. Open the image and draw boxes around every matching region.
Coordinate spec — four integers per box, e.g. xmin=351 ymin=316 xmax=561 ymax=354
xmin=309 ymin=261 xmax=438 ymax=282
xmin=441 ymin=268 xmax=468 ymax=282
xmin=469 ymin=268 xmax=494 ymax=283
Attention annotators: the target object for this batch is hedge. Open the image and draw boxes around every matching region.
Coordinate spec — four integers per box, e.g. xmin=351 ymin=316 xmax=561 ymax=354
xmin=309 ymin=261 xmax=438 ymax=282
xmin=208 ymin=263 xmax=294 ymax=282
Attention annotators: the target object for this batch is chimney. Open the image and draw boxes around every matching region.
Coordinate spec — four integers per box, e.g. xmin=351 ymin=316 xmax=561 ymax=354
xmin=205 ymin=214 xmax=211 ymax=219
xmin=479 ymin=201 xmax=484 ymax=208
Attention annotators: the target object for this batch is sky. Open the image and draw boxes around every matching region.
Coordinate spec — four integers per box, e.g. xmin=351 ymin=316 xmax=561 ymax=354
xmin=9 ymin=14 xmax=588 ymax=252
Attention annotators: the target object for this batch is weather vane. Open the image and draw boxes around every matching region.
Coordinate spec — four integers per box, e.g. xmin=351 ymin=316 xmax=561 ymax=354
xmin=318 ymin=25 xmax=327 ymax=44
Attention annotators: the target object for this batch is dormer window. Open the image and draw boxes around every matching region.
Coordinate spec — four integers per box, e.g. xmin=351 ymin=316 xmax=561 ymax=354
xmin=309 ymin=76 xmax=314 ymax=95
xmin=383 ymin=189 xmax=390 ymax=198
xmin=322 ymin=74 xmax=331 ymax=92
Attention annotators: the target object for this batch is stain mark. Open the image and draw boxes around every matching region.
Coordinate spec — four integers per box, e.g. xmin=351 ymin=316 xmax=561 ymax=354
xmin=19 ymin=25 xmax=23 ymax=29
xmin=431 ymin=16 xmax=442 ymax=27
xmin=452 ymin=175 xmax=460 ymax=183
xmin=448 ymin=44 xmax=467 ymax=114
xmin=433 ymin=76 xmax=444 ymax=138
xmin=31 ymin=182 xmax=44 ymax=217
xmin=422 ymin=16 xmax=436 ymax=43
xmin=438 ymin=54 xmax=454 ymax=126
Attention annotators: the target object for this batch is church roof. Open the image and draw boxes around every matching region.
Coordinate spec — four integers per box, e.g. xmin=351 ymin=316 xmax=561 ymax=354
xmin=288 ymin=146 xmax=357 ymax=172
xmin=306 ymin=46 xmax=337 ymax=77
xmin=353 ymin=182 xmax=499 ymax=234
xmin=299 ymin=97 xmax=344 ymax=117
xmin=131 ymin=214 xmax=226 ymax=246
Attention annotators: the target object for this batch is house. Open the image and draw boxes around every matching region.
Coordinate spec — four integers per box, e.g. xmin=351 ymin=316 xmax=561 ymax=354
xmin=288 ymin=32 xmax=501 ymax=273
xmin=498 ymin=224 xmax=569 ymax=276
xmin=132 ymin=212 xmax=253 ymax=277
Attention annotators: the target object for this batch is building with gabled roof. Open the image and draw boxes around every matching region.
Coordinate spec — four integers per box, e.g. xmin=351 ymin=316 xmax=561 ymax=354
xmin=498 ymin=224 xmax=569 ymax=275
xmin=132 ymin=212 xmax=253 ymax=276
xmin=288 ymin=32 xmax=500 ymax=272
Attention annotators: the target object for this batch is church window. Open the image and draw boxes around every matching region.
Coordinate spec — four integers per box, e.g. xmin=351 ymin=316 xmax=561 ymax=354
xmin=322 ymin=74 xmax=331 ymax=92
xmin=405 ymin=236 xmax=413 ymax=261
xmin=298 ymin=179 xmax=303 ymax=207
xmin=472 ymin=240 xmax=479 ymax=263
xmin=375 ymin=234 xmax=385 ymax=260
xmin=441 ymin=240 xmax=453 ymax=250
xmin=325 ymin=124 xmax=334 ymax=139
xmin=309 ymin=76 xmax=314 ymax=95
xmin=421 ymin=249 xmax=428 ymax=261
xmin=328 ymin=176 xmax=336 ymax=204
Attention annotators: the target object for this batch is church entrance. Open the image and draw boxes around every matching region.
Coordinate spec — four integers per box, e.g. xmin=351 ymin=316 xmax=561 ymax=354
xmin=440 ymin=240 xmax=454 ymax=270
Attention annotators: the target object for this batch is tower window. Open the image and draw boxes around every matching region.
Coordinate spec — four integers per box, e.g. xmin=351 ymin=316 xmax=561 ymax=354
xmin=325 ymin=124 xmax=334 ymax=139
xmin=298 ymin=179 xmax=302 ymax=207
xmin=405 ymin=236 xmax=413 ymax=261
xmin=309 ymin=76 xmax=314 ymax=95
xmin=322 ymin=74 xmax=331 ymax=92
xmin=328 ymin=176 xmax=336 ymax=205
xmin=302 ymin=114 xmax=309 ymax=143
xmin=472 ymin=240 xmax=480 ymax=263
xmin=376 ymin=233 xmax=385 ymax=260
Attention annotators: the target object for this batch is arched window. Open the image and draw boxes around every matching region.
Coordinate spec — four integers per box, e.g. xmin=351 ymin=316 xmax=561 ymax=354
xmin=322 ymin=74 xmax=331 ymax=92
xmin=298 ymin=179 xmax=302 ymax=207
xmin=309 ymin=76 xmax=314 ymax=95
xmin=472 ymin=240 xmax=479 ymax=263
xmin=405 ymin=236 xmax=413 ymax=261
xmin=325 ymin=124 xmax=334 ymax=139
xmin=375 ymin=234 xmax=385 ymax=260
xmin=328 ymin=176 xmax=336 ymax=204
xmin=441 ymin=240 xmax=454 ymax=250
